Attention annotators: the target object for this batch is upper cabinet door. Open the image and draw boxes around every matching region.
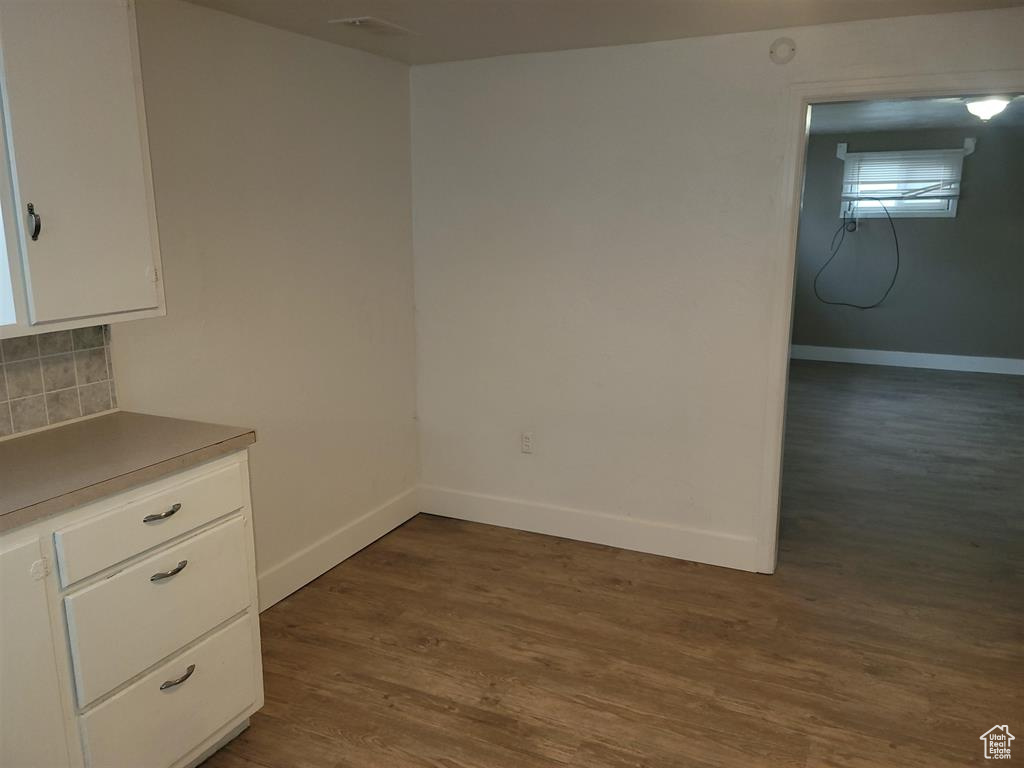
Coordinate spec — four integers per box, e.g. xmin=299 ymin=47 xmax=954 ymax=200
xmin=0 ymin=0 xmax=161 ymax=325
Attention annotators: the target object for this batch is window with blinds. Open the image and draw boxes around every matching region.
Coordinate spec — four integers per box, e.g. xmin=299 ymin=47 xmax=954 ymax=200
xmin=837 ymin=141 xmax=972 ymax=219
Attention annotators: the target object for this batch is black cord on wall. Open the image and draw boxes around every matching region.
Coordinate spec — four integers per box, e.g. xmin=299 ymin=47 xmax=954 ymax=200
xmin=813 ymin=198 xmax=900 ymax=310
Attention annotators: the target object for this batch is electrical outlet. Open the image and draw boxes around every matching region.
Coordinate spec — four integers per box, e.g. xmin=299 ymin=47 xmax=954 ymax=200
xmin=520 ymin=431 xmax=534 ymax=454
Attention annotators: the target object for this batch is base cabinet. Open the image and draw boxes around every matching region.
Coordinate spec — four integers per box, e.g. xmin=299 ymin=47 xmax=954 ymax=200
xmin=0 ymin=451 xmax=263 ymax=768
xmin=0 ymin=537 xmax=72 ymax=768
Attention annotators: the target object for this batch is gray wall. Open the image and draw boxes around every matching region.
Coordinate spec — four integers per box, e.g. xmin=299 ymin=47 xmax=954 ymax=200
xmin=791 ymin=127 xmax=1024 ymax=359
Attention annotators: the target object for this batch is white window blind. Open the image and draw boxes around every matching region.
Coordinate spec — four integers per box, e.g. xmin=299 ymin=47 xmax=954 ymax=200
xmin=837 ymin=140 xmax=973 ymax=219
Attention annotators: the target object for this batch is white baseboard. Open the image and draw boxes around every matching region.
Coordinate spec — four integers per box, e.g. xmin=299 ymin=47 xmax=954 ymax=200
xmin=418 ymin=485 xmax=760 ymax=573
xmin=790 ymin=345 xmax=1024 ymax=376
xmin=257 ymin=486 xmax=418 ymax=610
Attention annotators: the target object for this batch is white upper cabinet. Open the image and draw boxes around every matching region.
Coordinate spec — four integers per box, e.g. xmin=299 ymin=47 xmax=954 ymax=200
xmin=0 ymin=0 xmax=163 ymax=334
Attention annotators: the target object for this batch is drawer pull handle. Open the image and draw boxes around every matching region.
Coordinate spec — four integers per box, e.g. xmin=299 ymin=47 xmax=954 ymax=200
xmin=159 ymin=664 xmax=196 ymax=691
xmin=150 ymin=559 xmax=188 ymax=582
xmin=143 ymin=503 xmax=181 ymax=523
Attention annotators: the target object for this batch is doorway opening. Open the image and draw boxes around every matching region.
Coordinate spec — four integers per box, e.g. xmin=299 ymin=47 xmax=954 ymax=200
xmin=777 ymin=91 xmax=1023 ymax=598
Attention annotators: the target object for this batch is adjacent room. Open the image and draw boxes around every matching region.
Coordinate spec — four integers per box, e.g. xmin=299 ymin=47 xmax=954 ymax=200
xmin=780 ymin=92 xmax=1023 ymax=764
xmin=1 ymin=2 xmax=1021 ymax=767
xmin=786 ymin=94 xmax=1023 ymax=561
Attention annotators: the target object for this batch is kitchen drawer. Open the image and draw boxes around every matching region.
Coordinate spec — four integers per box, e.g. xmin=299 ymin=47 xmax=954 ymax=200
xmin=80 ymin=615 xmax=257 ymax=768
xmin=65 ymin=516 xmax=251 ymax=707
xmin=55 ymin=460 xmax=246 ymax=587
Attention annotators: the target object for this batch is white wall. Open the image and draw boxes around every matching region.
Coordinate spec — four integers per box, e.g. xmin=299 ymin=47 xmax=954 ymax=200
xmin=411 ymin=8 xmax=1024 ymax=571
xmin=113 ymin=0 xmax=418 ymax=607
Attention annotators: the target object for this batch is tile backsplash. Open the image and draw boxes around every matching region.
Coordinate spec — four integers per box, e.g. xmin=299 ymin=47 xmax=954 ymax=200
xmin=0 ymin=326 xmax=117 ymax=437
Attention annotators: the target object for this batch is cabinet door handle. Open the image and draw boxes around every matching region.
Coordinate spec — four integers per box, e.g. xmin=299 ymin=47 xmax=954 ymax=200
xmin=26 ymin=203 xmax=41 ymax=241
xmin=150 ymin=559 xmax=188 ymax=582
xmin=143 ymin=503 xmax=181 ymax=523
xmin=159 ymin=664 xmax=196 ymax=691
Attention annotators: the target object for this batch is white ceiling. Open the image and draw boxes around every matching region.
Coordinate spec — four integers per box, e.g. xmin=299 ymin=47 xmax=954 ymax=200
xmin=182 ymin=0 xmax=1024 ymax=65
xmin=810 ymin=96 xmax=1024 ymax=133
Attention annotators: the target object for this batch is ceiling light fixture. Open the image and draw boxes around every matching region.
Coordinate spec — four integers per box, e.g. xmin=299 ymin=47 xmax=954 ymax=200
xmin=965 ymin=98 xmax=1009 ymax=121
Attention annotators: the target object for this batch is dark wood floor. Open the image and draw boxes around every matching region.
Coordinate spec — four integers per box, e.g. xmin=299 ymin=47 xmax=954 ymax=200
xmin=206 ymin=361 xmax=1023 ymax=768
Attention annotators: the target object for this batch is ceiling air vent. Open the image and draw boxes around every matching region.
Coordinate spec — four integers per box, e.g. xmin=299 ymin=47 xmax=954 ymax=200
xmin=327 ymin=16 xmax=412 ymax=37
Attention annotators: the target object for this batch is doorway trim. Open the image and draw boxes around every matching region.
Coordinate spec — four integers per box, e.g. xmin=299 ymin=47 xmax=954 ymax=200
xmin=756 ymin=69 xmax=1024 ymax=574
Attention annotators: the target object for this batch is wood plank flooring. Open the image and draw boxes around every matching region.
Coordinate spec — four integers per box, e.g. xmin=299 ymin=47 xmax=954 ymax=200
xmin=205 ymin=361 xmax=1022 ymax=767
